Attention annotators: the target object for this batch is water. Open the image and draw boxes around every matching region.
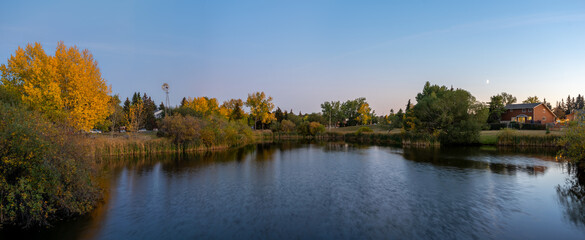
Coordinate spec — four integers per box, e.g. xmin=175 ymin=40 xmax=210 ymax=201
xmin=3 ymin=143 xmax=585 ymax=239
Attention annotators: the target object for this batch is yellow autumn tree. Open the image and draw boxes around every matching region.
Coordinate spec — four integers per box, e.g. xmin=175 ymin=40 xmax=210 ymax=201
xmin=0 ymin=42 xmax=111 ymax=131
xmin=186 ymin=96 xmax=220 ymax=117
xmin=356 ymin=103 xmax=372 ymax=125
xmin=126 ymin=100 xmax=144 ymax=132
xmin=54 ymin=42 xmax=111 ymax=131
xmin=220 ymin=98 xmax=247 ymax=121
xmin=0 ymin=43 xmax=64 ymax=120
xmin=245 ymin=92 xmax=275 ymax=130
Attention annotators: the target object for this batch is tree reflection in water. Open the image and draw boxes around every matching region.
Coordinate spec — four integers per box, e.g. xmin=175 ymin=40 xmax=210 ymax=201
xmin=557 ymin=163 xmax=585 ymax=229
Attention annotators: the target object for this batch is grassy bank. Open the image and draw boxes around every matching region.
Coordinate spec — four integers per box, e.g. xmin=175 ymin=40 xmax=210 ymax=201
xmin=89 ymin=127 xmax=565 ymax=158
xmin=324 ymin=126 xmax=564 ymax=147
xmin=87 ymin=132 xmax=247 ymax=158
xmin=480 ymin=130 xmax=564 ymax=147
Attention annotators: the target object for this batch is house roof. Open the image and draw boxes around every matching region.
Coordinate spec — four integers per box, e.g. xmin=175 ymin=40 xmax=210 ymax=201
xmin=504 ymin=103 xmax=541 ymax=110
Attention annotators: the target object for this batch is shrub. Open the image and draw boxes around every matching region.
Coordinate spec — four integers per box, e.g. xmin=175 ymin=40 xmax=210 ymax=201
xmin=158 ymin=115 xmax=254 ymax=150
xmin=281 ymin=120 xmax=296 ymax=133
xmin=157 ymin=114 xmax=202 ymax=147
xmin=309 ymin=122 xmax=326 ymax=136
xmin=356 ymin=126 xmax=373 ymax=134
xmin=489 ymin=123 xmax=507 ymax=130
xmin=0 ymin=102 xmax=100 ymax=228
xmin=520 ymin=123 xmax=546 ymax=130
xmin=559 ymin=112 xmax=585 ymax=162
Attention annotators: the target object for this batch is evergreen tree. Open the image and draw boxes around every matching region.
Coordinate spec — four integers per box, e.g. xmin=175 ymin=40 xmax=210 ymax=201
xmin=123 ymin=97 xmax=131 ymax=114
xmin=275 ymin=107 xmax=284 ymax=122
xmin=180 ymin=97 xmax=187 ymax=108
xmin=543 ymin=98 xmax=552 ymax=110
xmin=142 ymin=93 xmax=157 ymax=130
xmin=567 ymin=95 xmax=573 ymax=114
xmin=131 ymin=92 xmax=142 ymax=105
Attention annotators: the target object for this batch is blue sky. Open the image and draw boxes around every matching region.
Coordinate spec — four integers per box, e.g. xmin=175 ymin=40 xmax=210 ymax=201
xmin=1 ymin=1 xmax=585 ymax=115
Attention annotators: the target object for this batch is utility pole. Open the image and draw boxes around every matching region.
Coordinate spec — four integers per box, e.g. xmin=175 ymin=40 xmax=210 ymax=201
xmin=162 ymin=83 xmax=170 ymax=117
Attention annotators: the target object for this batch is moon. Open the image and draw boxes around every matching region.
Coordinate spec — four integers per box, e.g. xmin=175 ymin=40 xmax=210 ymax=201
xmin=486 ymin=79 xmax=490 ymax=84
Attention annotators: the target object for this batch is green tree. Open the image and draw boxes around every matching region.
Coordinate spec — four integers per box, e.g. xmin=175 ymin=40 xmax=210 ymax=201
xmin=341 ymin=98 xmax=366 ymax=126
xmin=142 ymin=93 xmax=158 ymax=130
xmin=487 ymin=95 xmax=505 ymax=123
xmin=500 ymin=92 xmax=517 ymax=106
xmin=523 ymin=96 xmax=540 ymax=104
xmin=321 ymin=101 xmax=342 ymax=129
xmin=409 ymin=82 xmax=487 ymax=144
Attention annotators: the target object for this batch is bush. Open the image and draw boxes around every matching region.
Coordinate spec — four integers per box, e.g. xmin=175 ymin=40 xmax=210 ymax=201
xmin=158 ymin=115 xmax=254 ymax=150
xmin=280 ymin=120 xmax=296 ymax=133
xmin=489 ymin=123 xmax=507 ymax=130
xmin=559 ymin=112 xmax=585 ymax=162
xmin=356 ymin=126 xmax=373 ymax=134
xmin=0 ymin=102 xmax=100 ymax=228
xmin=520 ymin=123 xmax=546 ymax=130
xmin=309 ymin=122 xmax=325 ymax=136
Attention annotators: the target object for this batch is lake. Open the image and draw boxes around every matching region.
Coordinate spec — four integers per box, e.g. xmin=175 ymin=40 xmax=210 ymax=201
xmin=4 ymin=143 xmax=585 ymax=239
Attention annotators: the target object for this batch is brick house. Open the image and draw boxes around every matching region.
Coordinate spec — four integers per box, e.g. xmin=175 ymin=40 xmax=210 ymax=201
xmin=501 ymin=103 xmax=556 ymax=124
xmin=566 ymin=110 xmax=584 ymax=121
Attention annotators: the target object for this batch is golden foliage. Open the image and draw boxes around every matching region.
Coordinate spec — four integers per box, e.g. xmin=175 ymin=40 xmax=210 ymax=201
xmin=356 ymin=103 xmax=372 ymax=125
xmin=220 ymin=98 xmax=247 ymax=120
xmin=126 ymin=100 xmax=144 ymax=132
xmin=184 ymin=96 xmax=220 ymax=116
xmin=245 ymin=92 xmax=275 ymax=129
xmin=0 ymin=42 xmax=111 ymax=131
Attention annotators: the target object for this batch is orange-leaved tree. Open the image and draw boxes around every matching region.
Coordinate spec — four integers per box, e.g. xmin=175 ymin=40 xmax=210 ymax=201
xmin=0 ymin=42 xmax=111 ymax=131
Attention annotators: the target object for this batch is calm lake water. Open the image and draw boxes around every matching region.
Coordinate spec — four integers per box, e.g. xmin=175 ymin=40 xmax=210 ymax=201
xmin=4 ymin=143 xmax=585 ymax=239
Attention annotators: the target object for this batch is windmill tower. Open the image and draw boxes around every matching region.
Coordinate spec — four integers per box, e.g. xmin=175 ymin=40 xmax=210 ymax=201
xmin=162 ymin=83 xmax=170 ymax=116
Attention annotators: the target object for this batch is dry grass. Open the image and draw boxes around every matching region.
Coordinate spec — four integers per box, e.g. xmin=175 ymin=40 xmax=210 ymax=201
xmin=481 ymin=129 xmax=565 ymax=137
xmin=327 ymin=125 xmax=398 ymax=134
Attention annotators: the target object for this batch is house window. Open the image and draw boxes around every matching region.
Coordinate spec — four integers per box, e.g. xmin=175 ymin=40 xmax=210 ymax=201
xmin=522 ymin=109 xmax=526 ymax=113
xmin=528 ymin=116 xmax=532 ymax=121
xmin=542 ymin=117 xmax=546 ymax=121
xmin=528 ymin=108 xmax=532 ymax=112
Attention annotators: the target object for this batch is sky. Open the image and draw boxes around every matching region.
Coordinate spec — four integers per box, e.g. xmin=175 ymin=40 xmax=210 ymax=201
xmin=1 ymin=0 xmax=585 ymax=115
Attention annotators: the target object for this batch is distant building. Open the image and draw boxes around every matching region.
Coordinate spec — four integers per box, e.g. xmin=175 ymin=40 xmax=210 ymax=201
xmin=154 ymin=110 xmax=164 ymax=119
xmin=501 ymin=103 xmax=556 ymax=124
xmin=566 ymin=110 xmax=585 ymax=121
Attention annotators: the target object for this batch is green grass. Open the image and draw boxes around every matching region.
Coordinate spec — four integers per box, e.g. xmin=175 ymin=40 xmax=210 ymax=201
xmin=479 ymin=134 xmax=498 ymax=145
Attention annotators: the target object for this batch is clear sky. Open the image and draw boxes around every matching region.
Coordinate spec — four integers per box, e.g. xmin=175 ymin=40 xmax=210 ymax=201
xmin=1 ymin=0 xmax=585 ymax=115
